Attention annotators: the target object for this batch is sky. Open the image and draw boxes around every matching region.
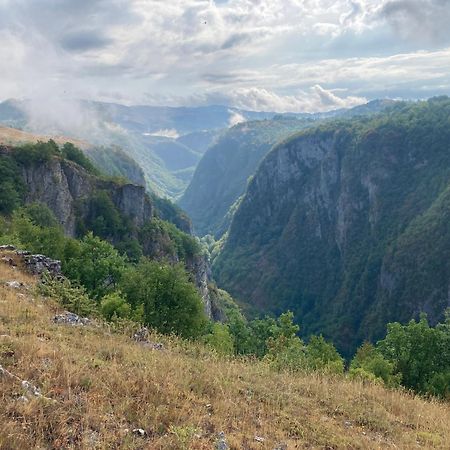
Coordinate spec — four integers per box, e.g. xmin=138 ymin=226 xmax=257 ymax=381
xmin=0 ymin=0 xmax=450 ymax=113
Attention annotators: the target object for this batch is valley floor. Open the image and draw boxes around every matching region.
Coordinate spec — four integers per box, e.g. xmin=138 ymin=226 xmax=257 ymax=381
xmin=0 ymin=262 xmax=449 ymax=449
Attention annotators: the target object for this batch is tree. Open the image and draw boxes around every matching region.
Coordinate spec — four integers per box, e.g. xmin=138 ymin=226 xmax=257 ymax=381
xmin=120 ymin=259 xmax=207 ymax=338
xmin=62 ymin=142 xmax=98 ymax=174
xmin=350 ymin=342 xmax=399 ymax=386
xmin=377 ymin=313 xmax=449 ymax=395
xmin=22 ymin=202 xmax=59 ymax=228
xmin=100 ymin=291 xmax=132 ymax=321
xmin=0 ymin=156 xmax=25 ymax=214
xmin=305 ymin=335 xmax=344 ymax=374
xmin=64 ymin=232 xmax=126 ymax=299
xmin=11 ymin=210 xmax=66 ymax=260
xmin=264 ymin=312 xmax=306 ymax=372
xmin=203 ymin=323 xmax=234 ymax=355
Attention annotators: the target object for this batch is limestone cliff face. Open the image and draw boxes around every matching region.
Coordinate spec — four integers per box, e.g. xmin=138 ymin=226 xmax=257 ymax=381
xmin=16 ymin=155 xmax=213 ymax=318
xmin=214 ymin=101 xmax=450 ymax=355
xmin=21 ymin=158 xmax=152 ymax=236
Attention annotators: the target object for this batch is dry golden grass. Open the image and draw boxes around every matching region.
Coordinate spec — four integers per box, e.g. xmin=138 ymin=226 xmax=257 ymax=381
xmin=0 ymin=125 xmax=89 ymax=149
xmin=1 ymin=261 xmax=449 ymax=449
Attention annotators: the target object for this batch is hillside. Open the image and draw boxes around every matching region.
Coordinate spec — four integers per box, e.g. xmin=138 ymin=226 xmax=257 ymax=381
xmin=180 ymin=101 xmax=395 ymax=238
xmin=214 ymin=98 xmax=450 ymax=356
xmin=0 ymin=99 xmax=394 ymax=200
xmin=0 ymin=125 xmax=89 ymax=149
xmin=0 ymin=125 xmax=146 ymax=187
xmin=0 ymin=141 xmax=216 ymax=315
xmin=1 ymin=261 xmax=449 ymax=449
xmin=179 ymin=118 xmax=315 ymax=238
xmin=0 ymin=100 xmax=273 ymax=199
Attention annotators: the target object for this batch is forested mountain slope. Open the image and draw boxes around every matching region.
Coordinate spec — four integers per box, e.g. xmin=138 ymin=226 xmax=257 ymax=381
xmin=179 ymin=118 xmax=315 ymax=237
xmin=0 ymin=100 xmax=272 ymax=199
xmin=180 ymin=100 xmax=395 ymax=238
xmin=0 ymin=141 xmax=217 ymax=316
xmin=214 ymin=98 xmax=450 ymax=355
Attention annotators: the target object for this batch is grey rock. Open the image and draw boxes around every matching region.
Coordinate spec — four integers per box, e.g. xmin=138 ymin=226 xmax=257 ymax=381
xmin=22 ymin=158 xmax=152 ymax=236
xmin=22 ymin=253 xmax=62 ymax=276
xmin=215 ymin=431 xmax=228 ymax=450
xmin=0 ymin=245 xmax=16 ymax=251
xmin=133 ymin=327 xmax=149 ymax=342
xmin=133 ymin=327 xmax=163 ymax=350
xmin=21 ymin=380 xmax=41 ymax=397
xmin=1 ymin=256 xmax=16 ymax=266
xmin=5 ymin=281 xmax=24 ymax=289
xmin=273 ymin=444 xmax=288 ymax=450
xmin=53 ymin=311 xmax=90 ymax=326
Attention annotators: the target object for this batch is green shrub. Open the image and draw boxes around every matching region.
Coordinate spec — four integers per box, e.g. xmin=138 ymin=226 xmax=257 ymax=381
xmin=100 ymin=291 xmax=132 ymax=321
xmin=351 ymin=342 xmax=400 ymax=387
xmin=377 ymin=313 xmax=450 ymax=395
xmin=0 ymin=155 xmax=25 ymax=214
xmin=10 ymin=210 xmax=67 ymax=260
xmin=64 ymin=232 xmax=126 ymax=300
xmin=61 ymin=142 xmax=98 ymax=174
xmin=120 ymin=259 xmax=207 ymax=339
xmin=305 ymin=335 xmax=344 ymax=374
xmin=39 ymin=273 xmax=96 ymax=317
xmin=203 ymin=323 xmax=234 ymax=355
xmin=12 ymin=140 xmax=60 ymax=166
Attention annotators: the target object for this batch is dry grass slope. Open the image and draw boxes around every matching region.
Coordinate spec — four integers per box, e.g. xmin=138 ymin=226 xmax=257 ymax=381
xmin=0 ymin=125 xmax=89 ymax=149
xmin=1 ymin=261 xmax=449 ymax=449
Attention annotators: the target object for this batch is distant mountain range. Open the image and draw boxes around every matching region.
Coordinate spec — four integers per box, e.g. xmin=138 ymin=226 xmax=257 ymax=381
xmin=0 ymin=98 xmax=395 ymax=199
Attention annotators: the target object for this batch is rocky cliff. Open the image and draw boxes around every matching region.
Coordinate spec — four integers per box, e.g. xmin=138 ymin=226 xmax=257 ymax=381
xmin=21 ymin=157 xmax=152 ymax=237
xmin=179 ymin=118 xmax=314 ymax=238
xmin=0 ymin=145 xmax=214 ymax=318
xmin=214 ymin=98 xmax=450 ymax=355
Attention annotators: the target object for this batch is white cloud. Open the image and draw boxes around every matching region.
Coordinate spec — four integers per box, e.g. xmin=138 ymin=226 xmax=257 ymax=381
xmin=200 ymin=86 xmax=366 ymax=113
xmin=0 ymin=0 xmax=448 ymax=112
xmin=144 ymin=129 xmax=180 ymax=139
xmin=228 ymin=110 xmax=246 ymax=126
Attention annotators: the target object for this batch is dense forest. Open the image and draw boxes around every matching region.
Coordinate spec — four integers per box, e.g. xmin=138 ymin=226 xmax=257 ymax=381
xmin=214 ymin=98 xmax=450 ymax=360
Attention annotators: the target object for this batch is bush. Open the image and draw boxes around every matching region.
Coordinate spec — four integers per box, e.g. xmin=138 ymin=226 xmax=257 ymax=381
xmin=100 ymin=291 xmax=132 ymax=321
xmin=264 ymin=336 xmax=306 ymax=372
xmin=377 ymin=314 xmax=450 ymax=395
xmin=264 ymin=312 xmax=307 ymax=371
xmin=351 ymin=342 xmax=399 ymax=387
xmin=79 ymin=191 xmax=129 ymax=240
xmin=0 ymin=156 xmax=25 ymax=214
xmin=21 ymin=202 xmax=59 ymax=228
xmin=64 ymin=233 xmax=126 ymax=299
xmin=10 ymin=210 xmax=67 ymax=260
xmin=203 ymin=323 xmax=234 ymax=355
xmin=305 ymin=335 xmax=344 ymax=374
xmin=61 ymin=142 xmax=98 ymax=174
xmin=12 ymin=140 xmax=60 ymax=166
xmin=39 ymin=274 xmax=96 ymax=317
xmin=120 ymin=259 xmax=207 ymax=339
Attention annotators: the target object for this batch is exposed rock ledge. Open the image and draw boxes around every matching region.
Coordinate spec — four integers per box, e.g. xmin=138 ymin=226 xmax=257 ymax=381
xmin=0 ymin=245 xmax=62 ymax=277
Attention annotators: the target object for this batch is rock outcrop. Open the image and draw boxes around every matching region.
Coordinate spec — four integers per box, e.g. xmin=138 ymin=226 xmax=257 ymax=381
xmin=20 ymin=157 xmax=152 ymax=236
xmin=0 ymin=147 xmax=214 ymax=319
xmin=0 ymin=245 xmax=62 ymax=277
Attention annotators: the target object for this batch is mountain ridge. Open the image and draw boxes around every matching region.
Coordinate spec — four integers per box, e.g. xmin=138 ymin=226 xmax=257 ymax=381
xmin=214 ymin=98 xmax=450 ymax=355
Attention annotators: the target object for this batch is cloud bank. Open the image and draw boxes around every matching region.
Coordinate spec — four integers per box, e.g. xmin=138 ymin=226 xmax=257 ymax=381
xmin=0 ymin=0 xmax=449 ymax=113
